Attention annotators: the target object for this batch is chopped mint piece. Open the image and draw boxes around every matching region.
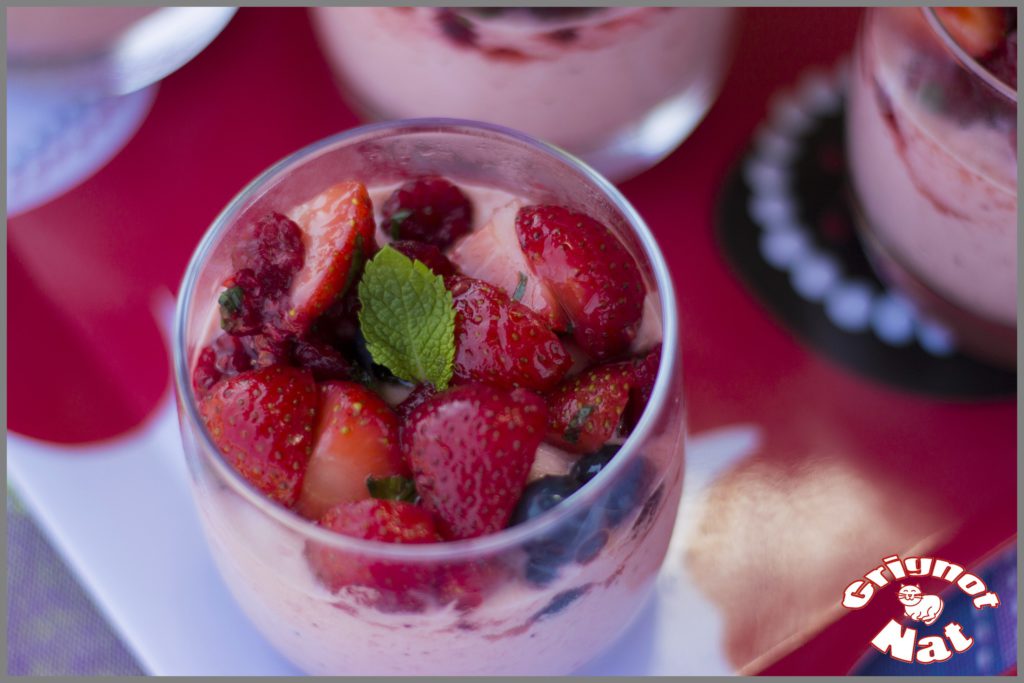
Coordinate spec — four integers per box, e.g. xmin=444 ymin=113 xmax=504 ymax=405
xmin=367 ymin=475 xmax=419 ymax=503
xmin=218 ymin=286 xmax=244 ymax=329
xmin=389 ymin=209 xmax=413 ymax=240
xmin=357 ymin=245 xmax=455 ymax=389
xmin=563 ymin=404 xmax=595 ymax=444
xmin=512 ymin=272 xmax=528 ymax=302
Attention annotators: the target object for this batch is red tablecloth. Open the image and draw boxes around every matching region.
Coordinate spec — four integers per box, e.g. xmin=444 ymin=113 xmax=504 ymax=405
xmin=8 ymin=7 xmax=1015 ymax=675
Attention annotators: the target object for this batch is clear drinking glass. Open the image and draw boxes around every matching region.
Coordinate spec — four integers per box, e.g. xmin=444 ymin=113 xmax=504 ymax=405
xmin=173 ymin=120 xmax=686 ymax=675
xmin=846 ymin=8 xmax=1017 ymax=366
xmin=309 ymin=7 xmax=737 ymax=181
xmin=6 ymin=6 xmax=237 ymax=95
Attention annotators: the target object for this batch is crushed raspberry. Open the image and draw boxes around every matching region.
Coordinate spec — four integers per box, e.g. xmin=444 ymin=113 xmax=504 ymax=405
xmin=292 ymin=337 xmax=353 ymax=382
xmin=221 ymin=212 xmax=305 ymax=337
xmin=381 ymin=177 xmax=473 ymax=249
xmin=436 ymin=9 xmax=476 ymax=46
xmin=192 ymin=334 xmax=253 ymax=395
xmin=389 ymin=240 xmax=457 ymax=278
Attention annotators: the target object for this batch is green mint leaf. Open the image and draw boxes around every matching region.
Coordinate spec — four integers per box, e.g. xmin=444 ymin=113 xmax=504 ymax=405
xmin=563 ymin=404 xmax=595 ymax=444
xmin=219 ymin=286 xmax=244 ymax=314
xmin=389 ymin=209 xmax=413 ymax=240
xmin=357 ymin=245 xmax=455 ymax=389
xmin=367 ymin=475 xmax=419 ymax=503
xmin=512 ymin=272 xmax=528 ymax=302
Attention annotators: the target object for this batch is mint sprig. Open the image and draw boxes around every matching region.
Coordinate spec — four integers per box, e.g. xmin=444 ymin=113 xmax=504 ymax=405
xmin=357 ymin=245 xmax=456 ymax=389
xmin=367 ymin=475 xmax=419 ymax=503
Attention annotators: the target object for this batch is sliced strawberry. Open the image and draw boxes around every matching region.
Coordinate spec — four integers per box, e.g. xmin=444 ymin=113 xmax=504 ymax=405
xmin=199 ymin=365 xmax=317 ymax=507
xmin=516 ymin=205 xmax=645 ymax=360
xmin=380 ymin=176 xmax=473 ymax=249
xmin=448 ymin=275 xmax=572 ymax=392
xmin=546 ymin=362 xmax=632 ymax=453
xmin=389 ymin=240 xmax=457 ymax=278
xmin=449 ymin=201 xmax=568 ymax=330
xmin=625 ymin=344 xmax=661 ymax=432
xmin=296 ymin=381 xmax=408 ymax=520
xmin=935 ymin=7 xmax=1008 ymax=58
xmin=402 ymin=384 xmax=548 ymax=539
xmin=286 ymin=181 xmax=378 ymax=333
xmin=305 ymin=499 xmax=441 ymax=608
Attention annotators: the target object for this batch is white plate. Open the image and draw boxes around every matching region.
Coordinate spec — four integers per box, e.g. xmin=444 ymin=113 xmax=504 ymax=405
xmin=8 ymin=330 xmax=758 ymax=675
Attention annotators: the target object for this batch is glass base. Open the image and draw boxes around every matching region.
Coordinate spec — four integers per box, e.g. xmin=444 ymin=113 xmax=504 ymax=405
xmin=335 ymin=76 xmax=722 ymax=185
xmin=576 ymin=77 xmax=720 ymax=183
xmin=852 ymin=204 xmax=1017 ymax=368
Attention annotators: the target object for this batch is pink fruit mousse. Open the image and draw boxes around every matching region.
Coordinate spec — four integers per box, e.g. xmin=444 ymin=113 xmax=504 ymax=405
xmin=183 ymin=173 xmax=681 ymax=674
xmin=847 ymin=8 xmax=1018 ymax=335
xmin=309 ymin=7 xmax=735 ymax=176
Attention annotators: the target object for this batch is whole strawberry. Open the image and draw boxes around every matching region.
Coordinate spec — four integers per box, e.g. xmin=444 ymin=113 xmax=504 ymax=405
xmin=448 ymin=275 xmax=571 ymax=392
xmin=199 ymin=365 xmax=318 ymax=507
xmin=547 ymin=361 xmax=633 ymax=453
xmin=402 ymin=384 xmax=548 ymax=539
xmin=516 ymin=205 xmax=645 ymax=360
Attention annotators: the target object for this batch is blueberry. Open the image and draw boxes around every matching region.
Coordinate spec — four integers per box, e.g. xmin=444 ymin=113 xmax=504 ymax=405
xmin=570 ymin=444 xmax=620 ymax=485
xmin=514 ymin=476 xmax=609 ymax=586
xmin=531 ymin=584 xmax=592 ymax=622
xmin=511 ymin=476 xmax=579 ymax=525
xmin=602 ymin=457 xmax=655 ymax=529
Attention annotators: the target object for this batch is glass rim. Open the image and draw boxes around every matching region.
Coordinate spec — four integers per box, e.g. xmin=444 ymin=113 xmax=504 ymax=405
xmin=173 ymin=117 xmax=681 ymax=561
xmin=920 ymin=7 xmax=1017 ymax=104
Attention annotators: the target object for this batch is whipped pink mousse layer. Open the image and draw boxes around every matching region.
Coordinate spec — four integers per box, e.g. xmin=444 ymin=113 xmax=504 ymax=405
xmin=847 ymin=43 xmax=1018 ymax=328
xmin=7 ymin=7 xmax=157 ymax=60
xmin=310 ymin=7 xmax=734 ymax=155
xmin=195 ymin=466 xmax=681 ymax=675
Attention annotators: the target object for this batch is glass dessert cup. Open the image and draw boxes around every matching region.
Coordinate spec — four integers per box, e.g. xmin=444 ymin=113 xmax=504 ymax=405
xmin=173 ymin=120 xmax=685 ymax=675
xmin=846 ymin=8 xmax=1018 ymax=367
xmin=309 ymin=7 xmax=737 ymax=182
xmin=6 ymin=6 xmax=237 ymax=95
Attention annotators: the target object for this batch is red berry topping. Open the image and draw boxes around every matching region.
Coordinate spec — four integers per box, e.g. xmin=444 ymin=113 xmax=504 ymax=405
xmin=389 ymin=240 xmax=458 ymax=278
xmin=546 ymin=361 xmax=633 ymax=453
xmin=448 ymin=275 xmax=572 ymax=392
xmin=297 ymin=382 xmax=408 ymax=520
xmin=287 ymin=181 xmax=378 ymax=334
xmin=396 ymin=383 xmax=438 ymax=420
xmin=516 ymin=205 xmax=645 ymax=360
xmin=449 ymin=201 xmax=567 ymax=330
xmin=192 ymin=334 xmax=253 ymax=396
xmin=219 ymin=212 xmax=305 ymax=337
xmin=625 ymin=344 xmax=661 ymax=432
xmin=305 ymin=499 xmax=441 ymax=606
xmin=402 ymin=384 xmax=548 ymax=539
xmin=381 ymin=176 xmax=473 ymax=249
xmin=290 ymin=336 xmax=352 ymax=382
xmin=199 ymin=365 xmax=318 ymax=507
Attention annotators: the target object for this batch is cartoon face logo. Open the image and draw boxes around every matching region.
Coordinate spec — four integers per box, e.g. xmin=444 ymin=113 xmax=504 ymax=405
xmin=897 ymin=585 xmax=923 ymax=606
xmin=897 ymin=584 xmax=943 ymax=625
